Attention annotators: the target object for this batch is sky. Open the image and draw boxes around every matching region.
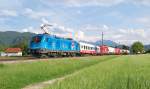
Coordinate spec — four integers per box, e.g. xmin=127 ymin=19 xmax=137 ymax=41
xmin=0 ymin=0 xmax=150 ymax=45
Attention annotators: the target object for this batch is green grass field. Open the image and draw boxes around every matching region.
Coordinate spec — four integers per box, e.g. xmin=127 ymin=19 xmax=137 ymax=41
xmin=46 ymin=55 xmax=150 ymax=89
xmin=1 ymin=55 xmax=150 ymax=89
xmin=0 ymin=56 xmax=116 ymax=89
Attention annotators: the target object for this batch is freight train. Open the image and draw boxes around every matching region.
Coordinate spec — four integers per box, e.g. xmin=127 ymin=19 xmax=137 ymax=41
xmin=29 ymin=34 xmax=130 ymax=57
xmin=29 ymin=24 xmax=130 ymax=57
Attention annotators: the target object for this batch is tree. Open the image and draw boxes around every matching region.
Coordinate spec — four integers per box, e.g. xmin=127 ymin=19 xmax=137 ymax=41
xmin=146 ymin=49 xmax=150 ymax=54
xmin=0 ymin=45 xmax=7 ymax=52
xmin=12 ymin=41 xmax=29 ymax=56
xmin=131 ymin=41 xmax=144 ymax=54
xmin=122 ymin=45 xmax=130 ymax=50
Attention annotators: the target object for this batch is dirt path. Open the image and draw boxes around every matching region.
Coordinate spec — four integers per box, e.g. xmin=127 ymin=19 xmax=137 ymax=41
xmin=22 ymin=71 xmax=79 ymax=89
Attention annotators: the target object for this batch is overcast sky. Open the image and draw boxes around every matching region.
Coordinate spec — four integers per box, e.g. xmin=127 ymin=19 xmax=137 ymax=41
xmin=0 ymin=0 xmax=150 ymax=45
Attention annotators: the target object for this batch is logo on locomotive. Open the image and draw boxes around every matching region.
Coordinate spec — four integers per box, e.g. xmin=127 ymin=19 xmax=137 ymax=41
xmin=71 ymin=41 xmax=75 ymax=49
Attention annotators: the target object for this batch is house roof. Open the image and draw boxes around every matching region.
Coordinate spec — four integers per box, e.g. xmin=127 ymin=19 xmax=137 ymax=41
xmin=5 ymin=48 xmax=22 ymax=53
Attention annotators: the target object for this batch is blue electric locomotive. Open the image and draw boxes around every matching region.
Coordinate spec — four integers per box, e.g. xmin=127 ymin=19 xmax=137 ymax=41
xmin=29 ymin=34 xmax=80 ymax=57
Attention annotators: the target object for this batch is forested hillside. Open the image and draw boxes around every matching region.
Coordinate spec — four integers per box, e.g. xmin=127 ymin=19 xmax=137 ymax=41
xmin=0 ymin=31 xmax=35 ymax=51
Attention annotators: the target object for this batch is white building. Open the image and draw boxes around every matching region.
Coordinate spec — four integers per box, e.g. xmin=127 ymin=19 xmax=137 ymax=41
xmin=0 ymin=52 xmax=7 ymax=56
xmin=1 ymin=48 xmax=22 ymax=56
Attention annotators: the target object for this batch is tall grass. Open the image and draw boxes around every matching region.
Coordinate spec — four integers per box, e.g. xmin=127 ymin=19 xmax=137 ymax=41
xmin=0 ymin=64 xmax=4 ymax=68
xmin=46 ymin=55 xmax=150 ymax=89
xmin=0 ymin=56 xmax=116 ymax=89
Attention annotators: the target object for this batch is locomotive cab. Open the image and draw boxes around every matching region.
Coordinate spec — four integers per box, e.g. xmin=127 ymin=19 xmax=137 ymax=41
xmin=29 ymin=34 xmax=48 ymax=54
xmin=31 ymin=36 xmax=42 ymax=43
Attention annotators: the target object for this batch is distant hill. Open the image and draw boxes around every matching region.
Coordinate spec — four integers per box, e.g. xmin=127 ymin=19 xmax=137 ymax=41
xmin=80 ymin=40 xmax=123 ymax=48
xmin=79 ymin=40 xmax=95 ymax=45
xmin=95 ymin=40 xmax=119 ymax=47
xmin=0 ymin=31 xmax=35 ymax=47
xmin=144 ymin=45 xmax=150 ymax=51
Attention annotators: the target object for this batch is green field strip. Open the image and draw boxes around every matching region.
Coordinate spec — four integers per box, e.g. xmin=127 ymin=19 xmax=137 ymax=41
xmin=0 ymin=56 xmax=116 ymax=89
xmin=45 ymin=55 xmax=150 ymax=89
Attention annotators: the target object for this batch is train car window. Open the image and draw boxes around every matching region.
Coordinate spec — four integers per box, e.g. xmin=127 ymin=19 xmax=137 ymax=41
xmin=81 ymin=45 xmax=83 ymax=48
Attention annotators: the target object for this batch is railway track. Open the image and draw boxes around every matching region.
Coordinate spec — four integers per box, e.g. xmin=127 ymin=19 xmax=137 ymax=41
xmin=0 ymin=56 xmax=63 ymax=63
xmin=0 ymin=56 xmax=85 ymax=64
xmin=0 ymin=55 xmax=116 ymax=64
xmin=0 ymin=57 xmax=37 ymax=61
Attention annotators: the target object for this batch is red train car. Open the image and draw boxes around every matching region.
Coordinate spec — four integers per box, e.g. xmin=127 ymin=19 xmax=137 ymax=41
xmin=115 ymin=48 xmax=121 ymax=55
xmin=100 ymin=45 xmax=109 ymax=55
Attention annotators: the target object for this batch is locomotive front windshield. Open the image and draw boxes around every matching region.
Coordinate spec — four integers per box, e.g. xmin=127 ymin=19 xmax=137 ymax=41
xmin=32 ymin=36 xmax=42 ymax=43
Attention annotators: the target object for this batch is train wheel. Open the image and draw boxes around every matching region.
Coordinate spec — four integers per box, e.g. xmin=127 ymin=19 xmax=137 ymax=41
xmin=39 ymin=54 xmax=48 ymax=58
xmin=71 ymin=53 xmax=76 ymax=57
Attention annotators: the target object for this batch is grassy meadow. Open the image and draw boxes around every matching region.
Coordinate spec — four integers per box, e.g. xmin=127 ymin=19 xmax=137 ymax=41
xmin=46 ymin=55 xmax=150 ymax=89
xmin=0 ymin=56 xmax=116 ymax=89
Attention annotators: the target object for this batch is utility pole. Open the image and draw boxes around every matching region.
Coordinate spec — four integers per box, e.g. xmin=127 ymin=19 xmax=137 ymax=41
xmin=101 ymin=32 xmax=104 ymax=55
xmin=102 ymin=32 xmax=104 ymax=46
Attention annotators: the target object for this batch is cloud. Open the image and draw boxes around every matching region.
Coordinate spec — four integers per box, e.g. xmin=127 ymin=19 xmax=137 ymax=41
xmin=78 ymin=24 xmax=150 ymax=45
xmin=77 ymin=31 xmax=85 ymax=40
xmin=64 ymin=0 xmax=124 ymax=7
xmin=21 ymin=26 xmax=43 ymax=34
xmin=22 ymin=19 xmax=76 ymax=38
xmin=40 ymin=0 xmax=124 ymax=7
xmin=23 ymin=8 xmax=51 ymax=20
xmin=40 ymin=19 xmax=74 ymax=34
xmin=41 ymin=18 xmax=49 ymax=24
xmin=0 ymin=0 xmax=22 ymax=10
xmin=134 ymin=16 xmax=150 ymax=27
xmin=0 ymin=10 xmax=18 ymax=17
xmin=135 ymin=17 xmax=149 ymax=23
xmin=22 ymin=19 xmax=86 ymax=41
xmin=131 ymin=0 xmax=150 ymax=6
xmin=39 ymin=0 xmax=150 ymax=7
